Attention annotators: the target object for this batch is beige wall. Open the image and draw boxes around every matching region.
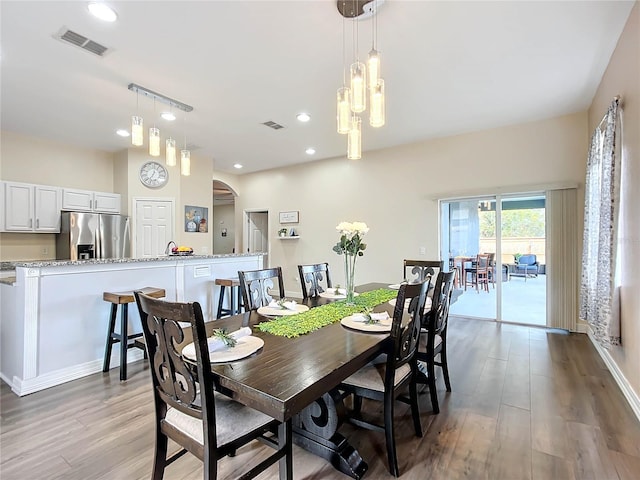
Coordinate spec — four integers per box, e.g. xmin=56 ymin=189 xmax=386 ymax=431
xmin=235 ymin=111 xmax=587 ymax=292
xmin=0 ymin=131 xmax=115 ymax=190
xmin=0 ymin=132 xmax=215 ymax=259
xmin=588 ymin=3 xmax=640 ymax=401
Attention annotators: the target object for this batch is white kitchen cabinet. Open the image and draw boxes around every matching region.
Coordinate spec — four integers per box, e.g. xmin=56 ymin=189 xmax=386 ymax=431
xmin=3 ymin=182 xmax=62 ymax=232
xmin=62 ymin=188 xmax=121 ymax=213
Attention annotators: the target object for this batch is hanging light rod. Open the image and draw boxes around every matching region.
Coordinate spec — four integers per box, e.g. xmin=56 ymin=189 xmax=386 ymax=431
xmin=337 ymin=0 xmax=384 ymax=19
xmin=127 ymin=83 xmax=193 ymax=113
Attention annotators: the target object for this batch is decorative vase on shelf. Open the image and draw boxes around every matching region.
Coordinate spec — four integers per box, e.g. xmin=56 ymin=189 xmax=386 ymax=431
xmin=333 ymin=221 xmax=369 ymax=305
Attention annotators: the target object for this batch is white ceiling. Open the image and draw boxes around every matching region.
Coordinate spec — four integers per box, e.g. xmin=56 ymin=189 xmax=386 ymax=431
xmin=0 ymin=1 xmax=634 ymax=175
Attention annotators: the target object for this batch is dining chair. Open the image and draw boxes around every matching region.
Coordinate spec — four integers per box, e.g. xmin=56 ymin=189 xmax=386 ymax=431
xmin=415 ymin=270 xmax=456 ymax=414
xmin=298 ymin=262 xmax=332 ymax=298
xmin=133 ymin=291 xmax=292 ymax=480
xmin=339 ymin=280 xmax=430 ymax=477
xmin=463 ymin=253 xmax=490 ymax=292
xmin=238 ymin=267 xmax=286 ymax=310
xmin=485 ymin=252 xmax=497 ymax=288
xmin=403 ymin=259 xmax=443 ymax=286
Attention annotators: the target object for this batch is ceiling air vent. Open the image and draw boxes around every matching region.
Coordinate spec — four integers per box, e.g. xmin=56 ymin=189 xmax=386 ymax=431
xmin=262 ymin=121 xmax=285 ymax=130
xmin=55 ymin=27 xmax=110 ymax=57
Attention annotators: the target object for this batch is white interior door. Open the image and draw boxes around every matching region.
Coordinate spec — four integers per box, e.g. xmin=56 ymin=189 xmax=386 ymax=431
xmin=134 ymin=199 xmax=174 ymax=258
xmin=246 ymin=211 xmax=268 ymax=265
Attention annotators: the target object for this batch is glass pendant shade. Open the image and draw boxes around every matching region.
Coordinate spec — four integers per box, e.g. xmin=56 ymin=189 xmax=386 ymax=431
xmin=337 ymin=87 xmax=351 ymax=134
xmin=131 ymin=116 xmax=143 ymax=146
xmin=149 ymin=127 xmax=160 ymax=156
xmin=350 ymin=62 xmax=366 ymax=113
xmin=347 ymin=116 xmax=362 ymax=160
xmin=367 ymin=49 xmax=381 ymax=90
xmin=181 ymin=149 xmax=191 ymax=176
xmin=370 ymin=79 xmax=385 ymax=128
xmin=165 ymin=138 xmax=176 ymax=166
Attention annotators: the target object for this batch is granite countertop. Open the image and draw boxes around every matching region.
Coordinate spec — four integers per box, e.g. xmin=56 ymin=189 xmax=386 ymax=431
xmin=0 ymin=276 xmax=16 ymax=286
xmin=1 ymin=252 xmax=265 ymax=270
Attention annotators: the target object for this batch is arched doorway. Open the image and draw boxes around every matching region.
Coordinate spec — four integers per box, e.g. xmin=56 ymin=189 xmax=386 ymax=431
xmin=212 ymin=180 xmax=237 ymax=254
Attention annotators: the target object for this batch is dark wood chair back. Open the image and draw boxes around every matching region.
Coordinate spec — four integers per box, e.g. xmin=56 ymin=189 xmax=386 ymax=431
xmin=238 ymin=267 xmax=286 ymax=310
xmin=424 ymin=271 xmax=456 ymax=336
xmin=298 ymin=263 xmax=332 ymax=298
xmin=134 ymin=291 xmax=217 ymax=454
xmin=387 ymin=280 xmax=430 ymax=372
xmin=403 ymin=259 xmax=444 ymax=284
xmin=417 ymin=270 xmax=456 ymax=414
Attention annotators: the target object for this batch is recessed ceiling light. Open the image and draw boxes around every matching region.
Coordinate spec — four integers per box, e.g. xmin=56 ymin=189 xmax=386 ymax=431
xmin=305 ymin=148 xmax=316 ymax=155
xmin=233 ymin=163 xmax=243 ymax=169
xmin=161 ymin=111 xmax=176 ymax=121
xmin=116 ymin=129 xmax=130 ymax=137
xmin=87 ymin=3 xmax=118 ymax=22
xmin=296 ymin=113 xmax=311 ymax=122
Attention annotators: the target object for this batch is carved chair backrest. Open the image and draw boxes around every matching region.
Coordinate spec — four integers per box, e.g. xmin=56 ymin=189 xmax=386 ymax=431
xmin=423 ymin=271 xmax=456 ymax=337
xmin=298 ymin=263 xmax=332 ymax=298
xmin=134 ymin=292 xmax=218 ymax=450
xmin=385 ymin=280 xmax=430 ymax=384
xmin=238 ymin=267 xmax=286 ymax=310
xmin=403 ymin=259 xmax=444 ymax=284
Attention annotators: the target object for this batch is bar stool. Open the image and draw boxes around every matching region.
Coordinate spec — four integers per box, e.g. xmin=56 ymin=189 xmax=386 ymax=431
xmin=215 ymin=277 xmax=243 ymax=318
xmin=102 ymin=286 xmax=166 ymax=381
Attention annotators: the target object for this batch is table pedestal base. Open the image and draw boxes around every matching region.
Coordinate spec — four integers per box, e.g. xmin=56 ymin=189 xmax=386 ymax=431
xmin=293 ymin=390 xmax=368 ymax=479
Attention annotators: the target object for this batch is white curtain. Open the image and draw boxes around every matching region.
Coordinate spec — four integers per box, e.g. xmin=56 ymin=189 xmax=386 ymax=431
xmin=579 ymin=98 xmax=621 ymax=347
xmin=546 ymin=188 xmax=578 ymax=331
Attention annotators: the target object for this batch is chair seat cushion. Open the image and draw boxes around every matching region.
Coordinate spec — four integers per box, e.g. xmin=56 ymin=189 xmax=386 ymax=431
xmin=342 ymin=362 xmax=411 ymax=392
xmin=420 ymin=328 xmax=443 ymax=349
xmin=164 ymin=392 xmax=274 ymax=447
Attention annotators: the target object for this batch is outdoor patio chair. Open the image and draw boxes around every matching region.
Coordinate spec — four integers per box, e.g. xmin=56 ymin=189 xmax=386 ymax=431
xmin=515 ymin=254 xmax=539 ymax=281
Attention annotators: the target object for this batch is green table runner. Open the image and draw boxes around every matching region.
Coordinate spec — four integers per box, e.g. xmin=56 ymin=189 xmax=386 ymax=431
xmin=257 ymin=288 xmax=397 ymax=338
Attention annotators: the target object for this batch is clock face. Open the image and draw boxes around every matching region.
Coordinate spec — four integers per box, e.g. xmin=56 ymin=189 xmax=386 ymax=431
xmin=139 ymin=161 xmax=168 ymax=188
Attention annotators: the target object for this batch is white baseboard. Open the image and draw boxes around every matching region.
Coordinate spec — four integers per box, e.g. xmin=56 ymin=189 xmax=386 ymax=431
xmin=587 ymin=330 xmax=640 ymax=422
xmin=576 ymin=322 xmax=588 ymax=333
xmin=9 ymin=350 xmax=145 ymax=397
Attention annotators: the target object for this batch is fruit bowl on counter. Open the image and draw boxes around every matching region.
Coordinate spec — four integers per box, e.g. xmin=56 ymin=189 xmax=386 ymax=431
xmin=171 ymin=246 xmax=194 ymax=256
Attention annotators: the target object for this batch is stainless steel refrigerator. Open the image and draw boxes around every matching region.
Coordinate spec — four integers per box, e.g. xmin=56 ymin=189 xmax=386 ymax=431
xmin=56 ymin=212 xmax=131 ymax=260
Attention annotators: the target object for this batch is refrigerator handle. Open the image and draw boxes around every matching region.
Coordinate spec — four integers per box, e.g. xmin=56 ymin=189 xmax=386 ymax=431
xmin=95 ymin=216 xmax=101 ymax=258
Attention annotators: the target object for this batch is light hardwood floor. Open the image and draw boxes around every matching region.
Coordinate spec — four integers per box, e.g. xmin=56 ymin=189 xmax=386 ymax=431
xmin=2 ymin=317 xmax=640 ymax=479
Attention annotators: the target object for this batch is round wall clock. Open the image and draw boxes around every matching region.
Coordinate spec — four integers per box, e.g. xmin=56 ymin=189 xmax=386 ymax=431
xmin=139 ymin=161 xmax=168 ymax=188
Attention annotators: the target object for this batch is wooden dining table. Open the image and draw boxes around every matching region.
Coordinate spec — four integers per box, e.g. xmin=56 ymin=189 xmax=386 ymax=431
xmin=180 ymin=282 xmax=396 ymax=479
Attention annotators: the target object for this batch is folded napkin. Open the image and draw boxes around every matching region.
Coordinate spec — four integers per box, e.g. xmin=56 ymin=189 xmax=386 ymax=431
xmin=206 ymin=327 xmax=252 ymax=353
xmin=354 ymin=311 xmax=390 ymax=324
xmin=368 ymin=312 xmax=390 ymax=322
xmin=268 ymin=299 xmax=298 ymax=311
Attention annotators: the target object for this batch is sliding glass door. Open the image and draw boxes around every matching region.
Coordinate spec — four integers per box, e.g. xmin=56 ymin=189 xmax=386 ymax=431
xmin=441 ymin=194 xmax=547 ymax=326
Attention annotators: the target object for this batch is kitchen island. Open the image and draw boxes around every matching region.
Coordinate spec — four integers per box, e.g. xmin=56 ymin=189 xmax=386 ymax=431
xmin=0 ymin=253 xmax=264 ymax=396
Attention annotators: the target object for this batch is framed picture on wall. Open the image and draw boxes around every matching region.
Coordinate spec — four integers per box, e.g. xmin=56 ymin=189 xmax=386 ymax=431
xmin=279 ymin=211 xmax=299 ymax=224
xmin=185 ymin=205 xmax=209 ymax=233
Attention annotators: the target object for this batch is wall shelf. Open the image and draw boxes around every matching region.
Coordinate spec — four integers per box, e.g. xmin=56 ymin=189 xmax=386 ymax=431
xmin=278 ymin=236 xmax=300 ymax=240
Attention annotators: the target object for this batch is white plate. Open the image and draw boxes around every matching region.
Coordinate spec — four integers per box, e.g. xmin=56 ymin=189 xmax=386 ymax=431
xmin=340 ymin=313 xmax=392 ymax=332
xmin=182 ymin=336 xmax=264 ymax=363
xmin=319 ymin=289 xmax=360 ymax=299
xmin=257 ymin=304 xmax=310 ymax=316
xmin=388 ymin=297 xmax=432 ymax=309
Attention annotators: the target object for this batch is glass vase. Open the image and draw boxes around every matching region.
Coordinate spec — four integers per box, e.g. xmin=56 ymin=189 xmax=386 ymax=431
xmin=344 ymin=254 xmax=356 ymax=304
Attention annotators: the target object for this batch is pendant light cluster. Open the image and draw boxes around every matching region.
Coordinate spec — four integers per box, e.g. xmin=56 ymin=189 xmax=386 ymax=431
xmin=337 ymin=0 xmax=386 ymax=160
xmin=128 ymin=83 xmax=194 ymax=175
